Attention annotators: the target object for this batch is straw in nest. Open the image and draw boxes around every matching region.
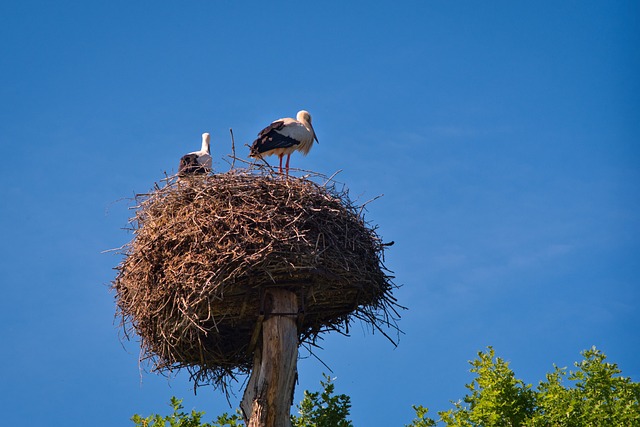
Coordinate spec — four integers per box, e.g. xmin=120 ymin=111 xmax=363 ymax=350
xmin=112 ymin=169 xmax=399 ymax=389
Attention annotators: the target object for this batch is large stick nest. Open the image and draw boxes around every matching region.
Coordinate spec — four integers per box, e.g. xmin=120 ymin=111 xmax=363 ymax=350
xmin=112 ymin=169 xmax=399 ymax=389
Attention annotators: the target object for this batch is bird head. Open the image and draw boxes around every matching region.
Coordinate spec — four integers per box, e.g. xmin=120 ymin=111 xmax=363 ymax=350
xmin=297 ymin=110 xmax=312 ymax=123
xmin=296 ymin=111 xmax=319 ymax=143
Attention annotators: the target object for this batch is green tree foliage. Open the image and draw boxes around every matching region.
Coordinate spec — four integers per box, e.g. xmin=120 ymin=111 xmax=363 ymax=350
xmin=131 ymin=396 xmax=242 ymax=427
xmin=438 ymin=346 xmax=536 ymax=427
xmin=405 ymin=405 xmax=436 ymax=427
xmin=131 ymin=347 xmax=639 ymax=427
xmin=131 ymin=374 xmax=352 ymax=427
xmin=408 ymin=346 xmax=640 ymax=427
xmin=530 ymin=346 xmax=640 ymax=426
xmin=291 ymin=374 xmax=353 ymax=427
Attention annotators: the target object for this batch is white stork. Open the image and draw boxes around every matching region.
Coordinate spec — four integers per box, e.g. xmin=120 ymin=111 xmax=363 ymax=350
xmin=249 ymin=110 xmax=318 ymax=175
xmin=178 ymin=132 xmax=212 ymax=176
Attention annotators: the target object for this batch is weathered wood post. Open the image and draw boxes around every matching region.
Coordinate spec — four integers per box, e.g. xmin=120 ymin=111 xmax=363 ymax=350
xmin=241 ymin=288 xmax=299 ymax=427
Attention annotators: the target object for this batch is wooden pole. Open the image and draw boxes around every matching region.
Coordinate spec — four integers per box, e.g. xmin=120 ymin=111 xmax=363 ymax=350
xmin=241 ymin=288 xmax=299 ymax=427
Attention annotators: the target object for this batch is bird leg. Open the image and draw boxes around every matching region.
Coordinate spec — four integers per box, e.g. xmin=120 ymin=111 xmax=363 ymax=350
xmin=278 ymin=155 xmax=284 ymax=174
xmin=285 ymin=154 xmax=292 ymax=176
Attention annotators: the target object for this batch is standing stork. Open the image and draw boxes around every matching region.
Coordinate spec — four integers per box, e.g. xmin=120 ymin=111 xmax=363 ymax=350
xmin=250 ymin=110 xmax=318 ymax=175
xmin=178 ymin=132 xmax=212 ymax=176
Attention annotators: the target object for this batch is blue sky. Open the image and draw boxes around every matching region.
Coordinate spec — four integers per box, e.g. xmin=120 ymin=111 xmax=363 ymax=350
xmin=1 ymin=1 xmax=638 ymax=425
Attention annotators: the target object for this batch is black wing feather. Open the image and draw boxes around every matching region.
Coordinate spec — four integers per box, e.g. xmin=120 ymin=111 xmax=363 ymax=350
xmin=250 ymin=120 xmax=300 ymax=156
xmin=178 ymin=154 xmax=208 ymax=176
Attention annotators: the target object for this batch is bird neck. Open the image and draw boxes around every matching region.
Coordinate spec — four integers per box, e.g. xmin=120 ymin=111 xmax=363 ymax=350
xmin=297 ymin=119 xmax=311 ymax=133
xmin=201 ymin=138 xmax=210 ymax=154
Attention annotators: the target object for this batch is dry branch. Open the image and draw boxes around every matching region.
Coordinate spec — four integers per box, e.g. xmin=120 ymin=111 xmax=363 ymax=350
xmin=111 ymin=168 xmax=399 ymax=390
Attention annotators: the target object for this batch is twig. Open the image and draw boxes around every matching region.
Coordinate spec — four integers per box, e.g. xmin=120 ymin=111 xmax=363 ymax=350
xmin=323 ymin=169 xmax=343 ymax=187
xmin=359 ymin=194 xmax=383 ymax=215
xmin=229 ymin=128 xmax=236 ymax=169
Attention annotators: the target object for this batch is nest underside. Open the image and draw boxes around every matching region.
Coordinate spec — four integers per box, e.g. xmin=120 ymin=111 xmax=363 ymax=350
xmin=112 ymin=169 xmax=399 ymax=388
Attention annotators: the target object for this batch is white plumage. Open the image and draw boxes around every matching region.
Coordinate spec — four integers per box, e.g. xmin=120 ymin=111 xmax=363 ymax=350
xmin=250 ymin=110 xmax=318 ymax=175
xmin=178 ymin=133 xmax=212 ymax=176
